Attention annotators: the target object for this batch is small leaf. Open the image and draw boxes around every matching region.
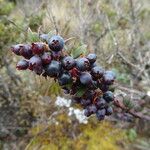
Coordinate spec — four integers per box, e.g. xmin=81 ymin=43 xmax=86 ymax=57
xmin=71 ymin=44 xmax=87 ymax=59
xmin=123 ymin=99 xmax=134 ymax=109
xmin=75 ymin=86 xmax=86 ymax=97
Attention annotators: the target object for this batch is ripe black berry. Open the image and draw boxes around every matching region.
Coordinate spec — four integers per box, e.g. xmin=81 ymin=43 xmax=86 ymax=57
xmin=84 ymin=108 xmax=91 ymax=117
xmin=29 ymin=55 xmax=42 ymax=71
xmin=16 ymin=60 xmax=29 ymax=70
xmin=48 ymin=35 xmax=64 ymax=52
xmin=88 ymin=104 xmax=97 ymax=114
xmin=96 ymin=109 xmax=106 ymax=120
xmin=41 ymin=52 xmax=51 ymax=65
xmin=40 ymin=34 xmax=49 ymax=43
xmin=103 ymin=91 xmax=114 ymax=103
xmin=11 ymin=44 xmax=23 ymax=55
xmin=87 ymin=53 xmax=97 ymax=64
xmin=91 ymin=66 xmax=104 ymax=79
xmin=81 ymin=99 xmax=91 ymax=107
xmin=58 ymin=72 xmax=72 ymax=86
xmin=62 ymin=56 xmax=76 ymax=70
xmin=103 ymin=71 xmax=116 ymax=85
xmin=19 ymin=44 xmax=33 ymax=59
xmin=96 ymin=98 xmax=106 ymax=109
xmin=80 ymin=72 xmax=92 ymax=85
xmin=106 ymin=106 xmax=113 ymax=116
xmin=45 ymin=60 xmax=61 ymax=77
xmin=76 ymin=58 xmax=90 ymax=71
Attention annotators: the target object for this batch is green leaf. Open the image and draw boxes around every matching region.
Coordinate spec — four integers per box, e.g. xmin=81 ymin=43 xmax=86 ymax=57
xmin=123 ymin=99 xmax=134 ymax=109
xmin=27 ymin=28 xmax=39 ymax=42
xmin=71 ymin=44 xmax=87 ymax=59
xmin=75 ymin=86 xmax=86 ymax=97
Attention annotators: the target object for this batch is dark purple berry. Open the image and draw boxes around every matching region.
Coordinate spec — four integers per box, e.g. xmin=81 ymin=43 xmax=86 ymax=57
xmin=91 ymin=62 xmax=97 ymax=68
xmin=87 ymin=53 xmax=97 ymax=63
xmin=80 ymin=72 xmax=92 ymax=85
xmin=58 ymin=72 xmax=72 ymax=86
xmin=11 ymin=44 xmax=23 ymax=55
xmin=106 ymin=107 xmax=113 ymax=116
xmin=16 ymin=60 xmax=29 ymax=70
xmin=84 ymin=108 xmax=91 ymax=117
xmin=103 ymin=71 xmax=116 ymax=85
xmin=45 ymin=60 xmax=61 ymax=77
xmin=48 ymin=35 xmax=64 ymax=52
xmin=76 ymin=58 xmax=90 ymax=71
xmin=96 ymin=109 xmax=106 ymax=120
xmin=62 ymin=56 xmax=76 ymax=70
xmin=91 ymin=66 xmax=104 ymax=79
xmin=41 ymin=52 xmax=51 ymax=64
xmin=103 ymin=91 xmax=114 ymax=103
xmin=31 ymin=42 xmax=46 ymax=55
xmin=88 ymin=104 xmax=97 ymax=114
xmin=96 ymin=98 xmax=106 ymax=109
xmin=19 ymin=44 xmax=33 ymax=59
xmin=40 ymin=34 xmax=49 ymax=43
xmin=81 ymin=99 xmax=91 ymax=107
xmin=29 ymin=55 xmax=42 ymax=71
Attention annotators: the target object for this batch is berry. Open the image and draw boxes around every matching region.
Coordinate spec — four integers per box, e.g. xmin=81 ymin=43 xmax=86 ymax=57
xmin=62 ymin=56 xmax=76 ymax=70
xmin=31 ymin=42 xmax=46 ymax=55
xmin=84 ymin=108 xmax=91 ymax=117
xmin=10 ymin=34 xmax=117 ymax=121
xmin=81 ymin=99 xmax=91 ymax=107
xmin=87 ymin=53 xmax=97 ymax=63
xmin=45 ymin=60 xmax=61 ymax=77
xmin=80 ymin=72 xmax=92 ymax=85
xmin=40 ymin=34 xmax=49 ymax=43
xmin=11 ymin=44 xmax=22 ymax=55
xmin=19 ymin=44 xmax=33 ymax=59
xmin=96 ymin=98 xmax=106 ymax=109
xmin=48 ymin=35 xmax=64 ymax=52
xmin=76 ymin=58 xmax=90 ymax=71
xmin=106 ymin=106 xmax=113 ymax=116
xmin=41 ymin=52 xmax=51 ymax=65
xmin=103 ymin=91 xmax=114 ymax=103
xmin=16 ymin=60 xmax=29 ymax=70
xmin=91 ymin=66 xmax=104 ymax=79
xmin=88 ymin=104 xmax=97 ymax=114
xmin=96 ymin=109 xmax=106 ymax=120
xmin=29 ymin=55 xmax=42 ymax=71
xmin=58 ymin=72 xmax=72 ymax=86
xmin=103 ymin=71 xmax=116 ymax=85
xmin=91 ymin=62 xmax=97 ymax=68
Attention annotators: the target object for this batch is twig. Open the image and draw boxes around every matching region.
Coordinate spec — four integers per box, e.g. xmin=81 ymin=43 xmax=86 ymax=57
xmin=113 ymin=99 xmax=150 ymax=121
xmin=65 ymin=37 xmax=76 ymax=44
xmin=117 ymin=51 xmax=142 ymax=71
xmin=46 ymin=8 xmax=59 ymax=34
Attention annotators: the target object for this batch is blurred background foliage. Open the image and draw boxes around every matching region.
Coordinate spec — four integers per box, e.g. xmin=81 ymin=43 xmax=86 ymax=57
xmin=0 ymin=0 xmax=150 ymax=149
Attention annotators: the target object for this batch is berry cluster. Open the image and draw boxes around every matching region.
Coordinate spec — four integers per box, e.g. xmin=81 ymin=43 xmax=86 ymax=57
xmin=11 ymin=34 xmax=116 ymax=121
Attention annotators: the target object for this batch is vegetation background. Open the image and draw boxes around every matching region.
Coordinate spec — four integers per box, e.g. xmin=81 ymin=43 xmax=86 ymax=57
xmin=0 ymin=0 xmax=150 ymax=149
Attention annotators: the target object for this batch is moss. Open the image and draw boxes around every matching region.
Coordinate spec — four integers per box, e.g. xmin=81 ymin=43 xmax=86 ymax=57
xmin=27 ymin=120 xmax=127 ymax=150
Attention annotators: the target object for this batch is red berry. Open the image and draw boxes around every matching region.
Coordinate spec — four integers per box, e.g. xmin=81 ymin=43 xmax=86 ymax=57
xmin=16 ymin=60 xmax=29 ymax=70
xmin=31 ymin=42 xmax=46 ymax=55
